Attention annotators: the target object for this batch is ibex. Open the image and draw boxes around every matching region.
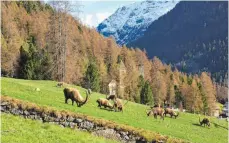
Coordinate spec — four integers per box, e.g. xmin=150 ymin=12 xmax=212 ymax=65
xmin=164 ymin=108 xmax=179 ymax=119
xmin=96 ymin=98 xmax=113 ymax=110
xmin=106 ymin=95 xmax=128 ymax=112
xmin=147 ymin=106 xmax=164 ymax=120
xmin=199 ymin=117 xmax=210 ymax=127
xmin=63 ymin=88 xmax=90 ymax=107
xmin=57 ymin=82 xmax=64 ymax=87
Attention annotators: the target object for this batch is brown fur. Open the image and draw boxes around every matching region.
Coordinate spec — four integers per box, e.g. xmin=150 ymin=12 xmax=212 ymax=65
xmin=107 ymin=95 xmax=128 ymax=112
xmin=106 ymin=94 xmax=116 ymax=100
xmin=199 ymin=117 xmax=210 ymax=127
xmin=63 ymin=88 xmax=89 ymax=107
xmin=164 ymin=108 xmax=179 ymax=119
xmin=147 ymin=107 xmax=164 ymax=120
xmin=57 ymin=82 xmax=64 ymax=87
xmin=113 ymin=98 xmax=123 ymax=112
xmin=96 ymin=98 xmax=113 ymax=109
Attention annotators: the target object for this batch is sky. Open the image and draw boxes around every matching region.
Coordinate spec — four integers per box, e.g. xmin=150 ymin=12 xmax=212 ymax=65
xmin=76 ymin=1 xmax=140 ymax=27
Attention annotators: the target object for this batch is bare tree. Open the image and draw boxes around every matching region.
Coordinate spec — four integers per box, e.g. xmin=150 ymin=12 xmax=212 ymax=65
xmin=48 ymin=1 xmax=81 ymax=82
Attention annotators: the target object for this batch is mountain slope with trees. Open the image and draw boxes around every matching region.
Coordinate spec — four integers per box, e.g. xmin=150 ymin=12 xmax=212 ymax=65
xmin=1 ymin=1 xmax=223 ymax=115
xmin=128 ymin=1 xmax=228 ymax=82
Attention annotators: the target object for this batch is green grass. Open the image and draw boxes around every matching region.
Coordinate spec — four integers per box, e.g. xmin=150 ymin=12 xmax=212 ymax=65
xmin=1 ymin=113 xmax=118 ymax=143
xmin=1 ymin=77 xmax=228 ymax=143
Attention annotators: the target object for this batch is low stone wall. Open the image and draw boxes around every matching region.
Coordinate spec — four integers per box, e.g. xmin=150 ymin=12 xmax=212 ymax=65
xmin=1 ymin=100 xmax=149 ymax=143
xmin=1 ymin=96 xmax=186 ymax=143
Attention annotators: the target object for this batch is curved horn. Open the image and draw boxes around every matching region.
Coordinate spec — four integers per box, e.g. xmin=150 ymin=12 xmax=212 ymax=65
xmin=80 ymin=91 xmax=89 ymax=106
xmin=176 ymin=112 xmax=179 ymax=117
xmin=199 ymin=116 xmax=201 ymax=124
xmin=123 ymin=100 xmax=128 ymax=106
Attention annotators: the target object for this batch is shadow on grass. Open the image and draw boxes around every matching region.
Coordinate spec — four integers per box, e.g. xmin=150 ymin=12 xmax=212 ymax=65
xmin=212 ymin=122 xmax=228 ymax=130
xmin=192 ymin=122 xmax=228 ymax=130
xmin=192 ymin=123 xmax=202 ymax=127
xmin=192 ymin=123 xmax=209 ymax=128
xmin=98 ymin=107 xmax=114 ymax=112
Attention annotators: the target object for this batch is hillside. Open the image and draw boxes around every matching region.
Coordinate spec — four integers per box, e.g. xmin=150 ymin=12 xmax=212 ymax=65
xmin=1 ymin=77 xmax=228 ymax=143
xmin=128 ymin=1 xmax=228 ymax=82
xmin=2 ymin=113 xmax=118 ymax=143
xmin=97 ymin=0 xmax=179 ymax=45
xmin=1 ymin=1 xmax=221 ymax=114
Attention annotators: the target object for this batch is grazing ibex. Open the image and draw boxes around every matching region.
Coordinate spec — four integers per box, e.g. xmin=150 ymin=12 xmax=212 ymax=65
xmin=199 ymin=117 xmax=210 ymax=127
xmin=63 ymin=88 xmax=90 ymax=107
xmin=57 ymin=82 xmax=64 ymax=87
xmin=96 ymin=98 xmax=113 ymax=110
xmin=106 ymin=95 xmax=128 ymax=112
xmin=147 ymin=106 xmax=164 ymax=120
xmin=164 ymin=108 xmax=179 ymax=119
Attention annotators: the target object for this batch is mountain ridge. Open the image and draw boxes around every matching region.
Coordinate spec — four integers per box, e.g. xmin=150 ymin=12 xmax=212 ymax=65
xmin=128 ymin=1 xmax=228 ymax=81
xmin=97 ymin=0 xmax=179 ymax=45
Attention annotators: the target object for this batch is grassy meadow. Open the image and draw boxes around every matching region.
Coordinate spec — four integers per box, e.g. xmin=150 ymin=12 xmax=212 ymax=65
xmin=1 ymin=77 xmax=228 ymax=143
xmin=1 ymin=113 xmax=118 ymax=143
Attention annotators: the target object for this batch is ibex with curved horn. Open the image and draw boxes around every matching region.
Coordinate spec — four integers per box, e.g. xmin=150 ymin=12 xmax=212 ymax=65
xmin=63 ymin=88 xmax=90 ymax=107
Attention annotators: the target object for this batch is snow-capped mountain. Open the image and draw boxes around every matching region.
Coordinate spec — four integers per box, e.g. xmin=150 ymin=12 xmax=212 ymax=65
xmin=97 ymin=0 xmax=179 ymax=45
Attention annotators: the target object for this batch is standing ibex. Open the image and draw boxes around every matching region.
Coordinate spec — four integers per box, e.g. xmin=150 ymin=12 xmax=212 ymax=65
xmin=164 ymin=108 xmax=179 ymax=119
xmin=199 ymin=117 xmax=210 ymax=127
xmin=63 ymin=88 xmax=90 ymax=107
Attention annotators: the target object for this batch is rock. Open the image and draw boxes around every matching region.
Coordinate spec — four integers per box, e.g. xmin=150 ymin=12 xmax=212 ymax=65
xmin=35 ymin=88 xmax=40 ymax=91
xmin=1 ymin=102 xmax=9 ymax=106
xmin=11 ymin=108 xmax=19 ymax=115
xmin=54 ymin=118 xmax=60 ymax=122
xmin=124 ymin=135 xmax=129 ymax=140
xmin=74 ymin=118 xmax=83 ymax=123
xmin=93 ymin=129 xmax=121 ymax=141
xmin=30 ymin=115 xmax=35 ymax=119
xmin=60 ymin=125 xmax=64 ymax=128
xmin=30 ymin=111 xmax=37 ymax=115
xmin=80 ymin=121 xmax=94 ymax=130
xmin=67 ymin=116 xmax=74 ymax=122
xmin=23 ymin=110 xmax=30 ymax=116
xmin=19 ymin=110 xmax=24 ymax=115
xmin=62 ymin=122 xmax=69 ymax=127
xmin=120 ymin=131 xmax=128 ymax=136
xmin=69 ymin=122 xmax=76 ymax=128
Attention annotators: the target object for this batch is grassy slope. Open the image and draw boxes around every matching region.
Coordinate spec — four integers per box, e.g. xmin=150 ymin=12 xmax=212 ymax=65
xmin=1 ymin=113 xmax=118 ymax=143
xmin=1 ymin=77 xmax=228 ymax=143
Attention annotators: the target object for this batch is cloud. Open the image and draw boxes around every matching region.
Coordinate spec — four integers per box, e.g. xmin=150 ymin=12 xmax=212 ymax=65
xmin=96 ymin=12 xmax=112 ymax=23
xmin=85 ymin=14 xmax=93 ymax=26
xmin=79 ymin=12 xmax=112 ymax=28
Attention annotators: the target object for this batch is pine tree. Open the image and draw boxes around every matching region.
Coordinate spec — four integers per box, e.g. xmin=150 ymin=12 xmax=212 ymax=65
xmin=138 ymin=75 xmax=145 ymax=103
xmin=84 ymin=61 xmax=100 ymax=92
xmin=140 ymin=81 xmax=153 ymax=105
xmin=19 ymin=36 xmax=51 ymax=80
